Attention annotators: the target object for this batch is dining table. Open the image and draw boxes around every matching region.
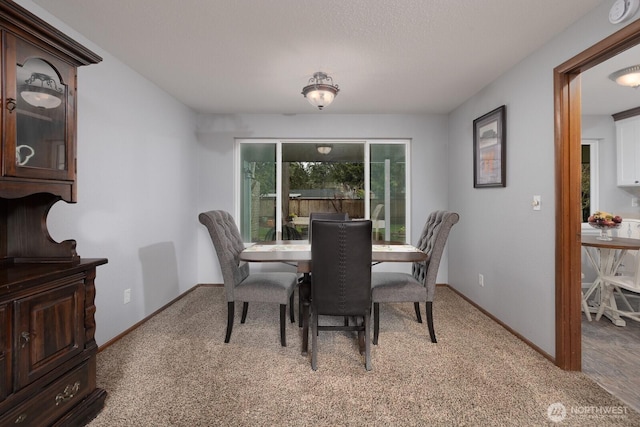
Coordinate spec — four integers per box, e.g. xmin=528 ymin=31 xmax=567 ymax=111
xmin=581 ymin=234 xmax=640 ymax=326
xmin=239 ymin=240 xmax=428 ymax=354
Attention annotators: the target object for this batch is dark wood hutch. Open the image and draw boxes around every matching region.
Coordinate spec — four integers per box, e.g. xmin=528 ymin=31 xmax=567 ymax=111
xmin=0 ymin=1 xmax=107 ymax=425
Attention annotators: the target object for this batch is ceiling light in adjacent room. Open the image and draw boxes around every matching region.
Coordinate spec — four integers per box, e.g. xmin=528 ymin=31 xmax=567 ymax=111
xmin=609 ymin=65 xmax=640 ymax=88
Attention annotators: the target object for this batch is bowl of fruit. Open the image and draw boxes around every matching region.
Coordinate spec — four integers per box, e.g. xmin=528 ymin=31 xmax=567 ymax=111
xmin=588 ymin=211 xmax=622 ymax=241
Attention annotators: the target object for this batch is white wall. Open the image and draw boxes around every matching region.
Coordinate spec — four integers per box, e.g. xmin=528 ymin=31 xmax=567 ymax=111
xmin=447 ymin=2 xmax=634 ymax=356
xmin=583 ymin=114 xmax=640 ymax=218
xmin=195 ymin=114 xmax=450 ymax=282
xmin=17 ymin=1 xmax=200 ymax=346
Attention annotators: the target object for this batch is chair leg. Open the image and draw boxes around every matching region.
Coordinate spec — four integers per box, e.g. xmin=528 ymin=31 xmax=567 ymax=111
xmin=225 ymin=301 xmax=234 ymax=343
xmin=290 ymin=293 xmax=295 ymax=323
xmin=311 ymin=308 xmax=318 ymax=371
xmin=373 ymin=302 xmax=379 ymax=345
xmin=280 ymin=304 xmax=287 ymax=347
xmin=241 ymin=302 xmax=249 ymax=323
xmin=298 ymin=280 xmax=303 ymax=327
xmin=414 ymin=302 xmax=423 ymax=323
xmin=426 ymin=301 xmax=437 ymax=343
xmin=302 ymin=300 xmax=310 ymax=355
xmin=364 ymin=311 xmax=372 ymax=371
xmin=299 ymin=275 xmax=310 ymax=327
xmin=298 ymin=282 xmax=302 ymax=328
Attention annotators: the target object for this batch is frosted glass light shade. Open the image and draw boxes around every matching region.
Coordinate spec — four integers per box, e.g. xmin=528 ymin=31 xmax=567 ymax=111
xmin=20 ymin=88 xmax=62 ymax=109
xmin=609 ymin=65 xmax=640 ymax=88
xmin=304 ymin=87 xmax=336 ymax=109
xmin=316 ymin=144 xmax=332 ymax=154
xmin=301 ymin=72 xmax=339 ymax=110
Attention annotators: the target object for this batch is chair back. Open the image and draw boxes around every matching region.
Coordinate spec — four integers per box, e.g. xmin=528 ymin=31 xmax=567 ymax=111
xmin=372 ymin=204 xmax=384 ymax=220
xmin=308 ymin=211 xmax=349 ymax=243
xmin=618 ymin=218 xmax=640 ymax=239
xmin=628 ymin=253 xmax=640 ymax=291
xmin=264 ymin=225 xmax=302 ymax=241
xmin=371 ymin=204 xmax=384 ymax=240
xmin=198 ymin=210 xmax=248 ymax=301
xmin=413 ymin=211 xmax=460 ymax=298
xmin=616 ymin=218 xmax=640 ymax=277
xmin=311 ymin=220 xmax=372 ymax=316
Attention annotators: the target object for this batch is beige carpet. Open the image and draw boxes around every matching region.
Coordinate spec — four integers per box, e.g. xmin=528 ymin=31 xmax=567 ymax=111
xmin=89 ymin=286 xmax=640 ymax=426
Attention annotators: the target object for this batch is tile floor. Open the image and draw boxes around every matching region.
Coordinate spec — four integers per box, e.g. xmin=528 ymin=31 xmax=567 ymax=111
xmin=582 ymin=307 xmax=640 ymax=413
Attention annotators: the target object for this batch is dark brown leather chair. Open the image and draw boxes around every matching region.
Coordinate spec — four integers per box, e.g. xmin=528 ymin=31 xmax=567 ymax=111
xmin=299 ymin=211 xmax=350 ymax=328
xmin=310 ymin=220 xmax=372 ymax=370
xmin=308 ymin=211 xmax=349 ymax=242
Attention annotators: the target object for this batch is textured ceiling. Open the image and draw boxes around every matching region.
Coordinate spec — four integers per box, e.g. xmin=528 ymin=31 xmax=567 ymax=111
xmin=582 ymin=43 xmax=640 ymax=116
xmin=29 ymin=0 xmax=608 ymax=115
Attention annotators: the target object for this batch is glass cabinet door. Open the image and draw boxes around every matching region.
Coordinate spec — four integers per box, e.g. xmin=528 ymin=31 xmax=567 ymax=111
xmin=3 ymin=33 xmax=75 ymax=181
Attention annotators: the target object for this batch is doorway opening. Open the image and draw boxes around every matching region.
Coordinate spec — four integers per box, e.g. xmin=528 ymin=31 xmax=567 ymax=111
xmin=555 ymin=20 xmax=640 ymax=370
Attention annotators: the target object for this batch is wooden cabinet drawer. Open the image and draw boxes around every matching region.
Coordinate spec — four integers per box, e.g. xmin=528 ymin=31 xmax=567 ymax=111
xmin=0 ymin=360 xmax=90 ymax=426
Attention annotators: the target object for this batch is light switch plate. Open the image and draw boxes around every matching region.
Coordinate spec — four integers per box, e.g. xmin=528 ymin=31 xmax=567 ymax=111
xmin=533 ymin=195 xmax=541 ymax=211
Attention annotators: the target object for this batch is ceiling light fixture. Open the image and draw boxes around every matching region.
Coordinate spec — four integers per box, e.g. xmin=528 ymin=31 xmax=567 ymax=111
xmin=302 ymin=71 xmax=339 ymax=110
xmin=609 ymin=65 xmax=640 ymax=88
xmin=316 ymin=144 xmax=332 ymax=155
xmin=19 ymin=72 xmax=64 ymax=109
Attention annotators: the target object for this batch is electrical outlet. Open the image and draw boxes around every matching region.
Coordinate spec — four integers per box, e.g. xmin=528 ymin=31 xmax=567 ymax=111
xmin=478 ymin=274 xmax=484 ymax=287
xmin=633 ymin=197 xmax=639 ymax=207
xmin=124 ymin=288 xmax=131 ymax=304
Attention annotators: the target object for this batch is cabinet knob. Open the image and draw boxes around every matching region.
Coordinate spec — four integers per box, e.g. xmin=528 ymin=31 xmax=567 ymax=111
xmin=19 ymin=331 xmax=30 ymax=348
xmin=6 ymin=97 xmax=16 ymax=112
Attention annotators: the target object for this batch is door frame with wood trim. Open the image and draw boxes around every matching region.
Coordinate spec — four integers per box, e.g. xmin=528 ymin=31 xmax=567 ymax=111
xmin=555 ymin=20 xmax=640 ymax=370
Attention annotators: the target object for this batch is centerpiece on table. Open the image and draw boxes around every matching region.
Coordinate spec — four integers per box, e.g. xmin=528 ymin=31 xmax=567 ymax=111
xmin=588 ymin=211 xmax=622 ymax=241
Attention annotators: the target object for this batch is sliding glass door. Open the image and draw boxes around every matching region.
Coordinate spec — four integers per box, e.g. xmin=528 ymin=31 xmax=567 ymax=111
xmin=238 ymin=139 xmax=409 ymax=243
xmin=239 ymin=143 xmax=276 ymax=242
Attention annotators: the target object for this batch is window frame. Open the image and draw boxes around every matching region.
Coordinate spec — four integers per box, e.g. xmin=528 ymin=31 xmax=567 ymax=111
xmin=235 ymin=138 xmax=411 ymax=243
xmin=580 ymin=139 xmax=600 ymax=229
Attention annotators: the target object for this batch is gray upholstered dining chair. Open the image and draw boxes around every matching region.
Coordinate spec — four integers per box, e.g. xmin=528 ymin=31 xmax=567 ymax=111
xmin=199 ymin=210 xmax=298 ymax=346
xmin=310 ymin=220 xmax=373 ymax=371
xmin=371 ymin=210 xmax=459 ymax=344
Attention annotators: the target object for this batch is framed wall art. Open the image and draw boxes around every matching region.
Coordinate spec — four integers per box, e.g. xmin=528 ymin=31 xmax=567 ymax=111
xmin=473 ymin=105 xmax=506 ymax=188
